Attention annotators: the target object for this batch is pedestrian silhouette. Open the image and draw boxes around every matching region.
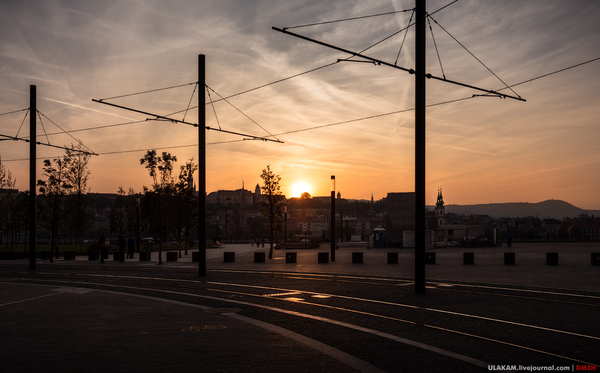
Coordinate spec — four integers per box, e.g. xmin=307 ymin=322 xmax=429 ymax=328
xmin=118 ymin=235 xmax=126 ymax=262
xmin=99 ymin=233 xmax=107 ymax=263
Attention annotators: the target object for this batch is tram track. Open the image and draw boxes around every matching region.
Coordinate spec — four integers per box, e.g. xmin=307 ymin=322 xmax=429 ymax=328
xmin=1 ymin=265 xmax=599 ymax=368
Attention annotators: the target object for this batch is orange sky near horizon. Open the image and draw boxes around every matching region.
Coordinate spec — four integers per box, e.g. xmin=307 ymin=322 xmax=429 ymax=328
xmin=2 ymin=1 xmax=600 ymax=209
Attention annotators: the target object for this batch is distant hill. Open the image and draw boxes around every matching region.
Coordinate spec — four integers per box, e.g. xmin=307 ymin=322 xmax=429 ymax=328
xmin=432 ymin=200 xmax=600 ymax=220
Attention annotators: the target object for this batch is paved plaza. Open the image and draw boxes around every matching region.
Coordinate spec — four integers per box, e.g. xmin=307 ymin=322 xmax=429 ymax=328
xmin=1 ymin=242 xmax=599 ymax=372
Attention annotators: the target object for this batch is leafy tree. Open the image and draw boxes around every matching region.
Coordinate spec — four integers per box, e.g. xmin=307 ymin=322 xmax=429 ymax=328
xmin=124 ymin=188 xmax=138 ymax=237
xmin=140 ymin=150 xmax=177 ymax=264
xmin=38 ymin=157 xmax=72 ymax=260
xmin=172 ymin=159 xmax=198 ymax=256
xmin=110 ymin=187 xmax=127 ymax=238
xmin=300 ymin=192 xmax=312 ymax=199
xmin=63 ymin=144 xmax=92 ymax=251
xmin=260 ymin=165 xmax=284 ymax=259
xmin=0 ymin=156 xmax=17 ymax=247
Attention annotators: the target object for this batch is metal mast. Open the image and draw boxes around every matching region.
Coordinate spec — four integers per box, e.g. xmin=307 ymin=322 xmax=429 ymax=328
xmin=29 ymin=85 xmax=36 ymax=270
xmin=199 ymin=54 xmax=206 ymax=276
xmin=414 ymin=0 xmax=426 ymax=294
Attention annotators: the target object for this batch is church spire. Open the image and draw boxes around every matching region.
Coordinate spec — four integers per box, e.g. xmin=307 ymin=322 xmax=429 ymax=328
xmin=435 ymin=187 xmax=445 ymax=226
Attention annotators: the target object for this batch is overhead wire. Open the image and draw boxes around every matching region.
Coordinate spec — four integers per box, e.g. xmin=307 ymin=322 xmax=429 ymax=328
xmin=427 ymin=14 xmax=520 ymax=99
xmin=394 ymin=9 xmax=414 ymax=66
xmin=37 ymin=111 xmax=51 ymax=145
xmin=499 ymin=56 xmax=600 ymax=90
xmin=205 ymin=85 xmax=280 ymax=142
xmin=97 ymin=82 xmax=197 ymax=102
xmin=7 ymin=54 xmax=595 ymax=162
xmin=14 ymin=109 xmax=30 ymax=138
xmin=283 ymin=8 xmax=414 ymax=30
xmin=205 ymin=85 xmax=222 ymax=130
xmin=0 ymin=108 xmax=29 ymax=117
xmin=427 ymin=15 xmax=446 ymax=79
xmin=37 ymin=111 xmax=95 ymax=154
xmin=353 ymin=0 xmax=459 ymax=58
xmin=7 ymin=0 xmax=597 ymax=160
xmin=181 ymin=82 xmax=198 ymax=123
xmin=205 ymin=60 xmax=341 ymax=105
xmin=272 ymin=96 xmax=475 ymax=137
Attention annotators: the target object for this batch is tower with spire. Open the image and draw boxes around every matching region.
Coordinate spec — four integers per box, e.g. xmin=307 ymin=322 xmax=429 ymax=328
xmin=435 ymin=188 xmax=445 ymax=227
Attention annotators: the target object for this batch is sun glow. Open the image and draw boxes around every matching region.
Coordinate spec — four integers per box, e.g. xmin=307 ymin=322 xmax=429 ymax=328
xmin=292 ymin=182 xmax=312 ymax=198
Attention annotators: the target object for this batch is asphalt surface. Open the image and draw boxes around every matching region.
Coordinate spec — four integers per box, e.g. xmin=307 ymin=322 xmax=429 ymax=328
xmin=1 ymin=242 xmax=599 ymax=372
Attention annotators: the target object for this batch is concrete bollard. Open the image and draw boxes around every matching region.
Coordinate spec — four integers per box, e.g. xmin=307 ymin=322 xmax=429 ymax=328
xmin=463 ymin=252 xmax=474 ymax=265
xmin=224 ymin=252 xmax=235 ymax=263
xmin=387 ymin=252 xmax=398 ymax=264
xmin=318 ymin=252 xmax=329 ymax=263
xmin=254 ymin=252 xmax=266 ymax=263
xmin=546 ymin=252 xmax=558 ymax=266
xmin=286 ymin=252 xmax=297 ymax=263
xmin=352 ymin=252 xmax=363 ymax=264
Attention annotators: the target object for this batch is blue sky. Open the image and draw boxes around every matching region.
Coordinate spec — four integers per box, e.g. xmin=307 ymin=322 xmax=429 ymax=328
xmin=1 ymin=0 xmax=600 ymax=209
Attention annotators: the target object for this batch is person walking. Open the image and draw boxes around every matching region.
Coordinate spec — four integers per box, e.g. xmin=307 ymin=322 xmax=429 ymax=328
xmin=99 ymin=233 xmax=107 ymax=263
xmin=127 ymin=236 xmax=135 ymax=259
xmin=118 ymin=235 xmax=126 ymax=262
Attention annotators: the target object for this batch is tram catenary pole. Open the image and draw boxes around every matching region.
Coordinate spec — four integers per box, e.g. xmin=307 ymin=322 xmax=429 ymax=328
xmin=199 ymin=54 xmax=206 ymax=276
xmin=29 ymin=85 xmax=36 ymax=271
xmin=414 ymin=0 xmax=426 ymax=294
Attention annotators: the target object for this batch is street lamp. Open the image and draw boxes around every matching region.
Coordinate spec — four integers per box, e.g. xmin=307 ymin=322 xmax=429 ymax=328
xmin=330 ymin=175 xmax=335 ymax=262
xmin=216 ymin=215 xmax=219 ymax=242
xmin=346 ymin=214 xmax=349 ymax=242
xmin=136 ymin=194 xmax=140 ymax=253
xmin=284 ymin=204 xmax=288 ymax=243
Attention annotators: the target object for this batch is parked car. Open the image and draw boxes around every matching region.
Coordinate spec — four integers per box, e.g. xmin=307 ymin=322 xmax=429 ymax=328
xmin=445 ymin=241 xmax=461 ymax=247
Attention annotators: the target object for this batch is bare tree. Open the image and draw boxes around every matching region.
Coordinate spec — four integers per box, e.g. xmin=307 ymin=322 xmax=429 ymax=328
xmin=260 ymin=165 xmax=284 ymax=259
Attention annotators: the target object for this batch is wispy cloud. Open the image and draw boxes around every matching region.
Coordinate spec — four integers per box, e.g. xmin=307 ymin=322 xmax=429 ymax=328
xmin=1 ymin=0 xmax=600 ymax=207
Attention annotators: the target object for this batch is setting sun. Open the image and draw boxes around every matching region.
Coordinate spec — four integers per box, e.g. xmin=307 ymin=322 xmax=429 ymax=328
xmin=292 ymin=182 xmax=312 ymax=198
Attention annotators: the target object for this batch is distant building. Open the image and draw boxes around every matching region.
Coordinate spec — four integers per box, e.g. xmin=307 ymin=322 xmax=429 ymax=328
xmin=206 ymin=185 xmax=256 ymax=205
xmin=385 ymin=192 xmax=415 ymax=242
xmin=431 ymin=189 xmax=484 ymax=245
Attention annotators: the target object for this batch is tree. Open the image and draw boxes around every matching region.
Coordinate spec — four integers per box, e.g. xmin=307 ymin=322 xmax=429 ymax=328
xmin=63 ymin=144 xmax=92 ymax=251
xmin=172 ymin=159 xmax=198 ymax=256
xmin=0 ymin=156 xmax=17 ymax=247
xmin=140 ymin=150 xmax=177 ymax=264
xmin=38 ymin=156 xmax=72 ymax=260
xmin=0 ymin=157 xmax=17 ymax=250
xmin=124 ymin=188 xmax=138 ymax=237
xmin=300 ymin=192 xmax=312 ymax=199
xmin=260 ymin=165 xmax=284 ymax=259
xmin=110 ymin=187 xmax=127 ymax=238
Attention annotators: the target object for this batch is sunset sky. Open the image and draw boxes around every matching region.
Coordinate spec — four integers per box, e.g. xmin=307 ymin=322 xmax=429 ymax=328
xmin=1 ymin=0 xmax=600 ymax=209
